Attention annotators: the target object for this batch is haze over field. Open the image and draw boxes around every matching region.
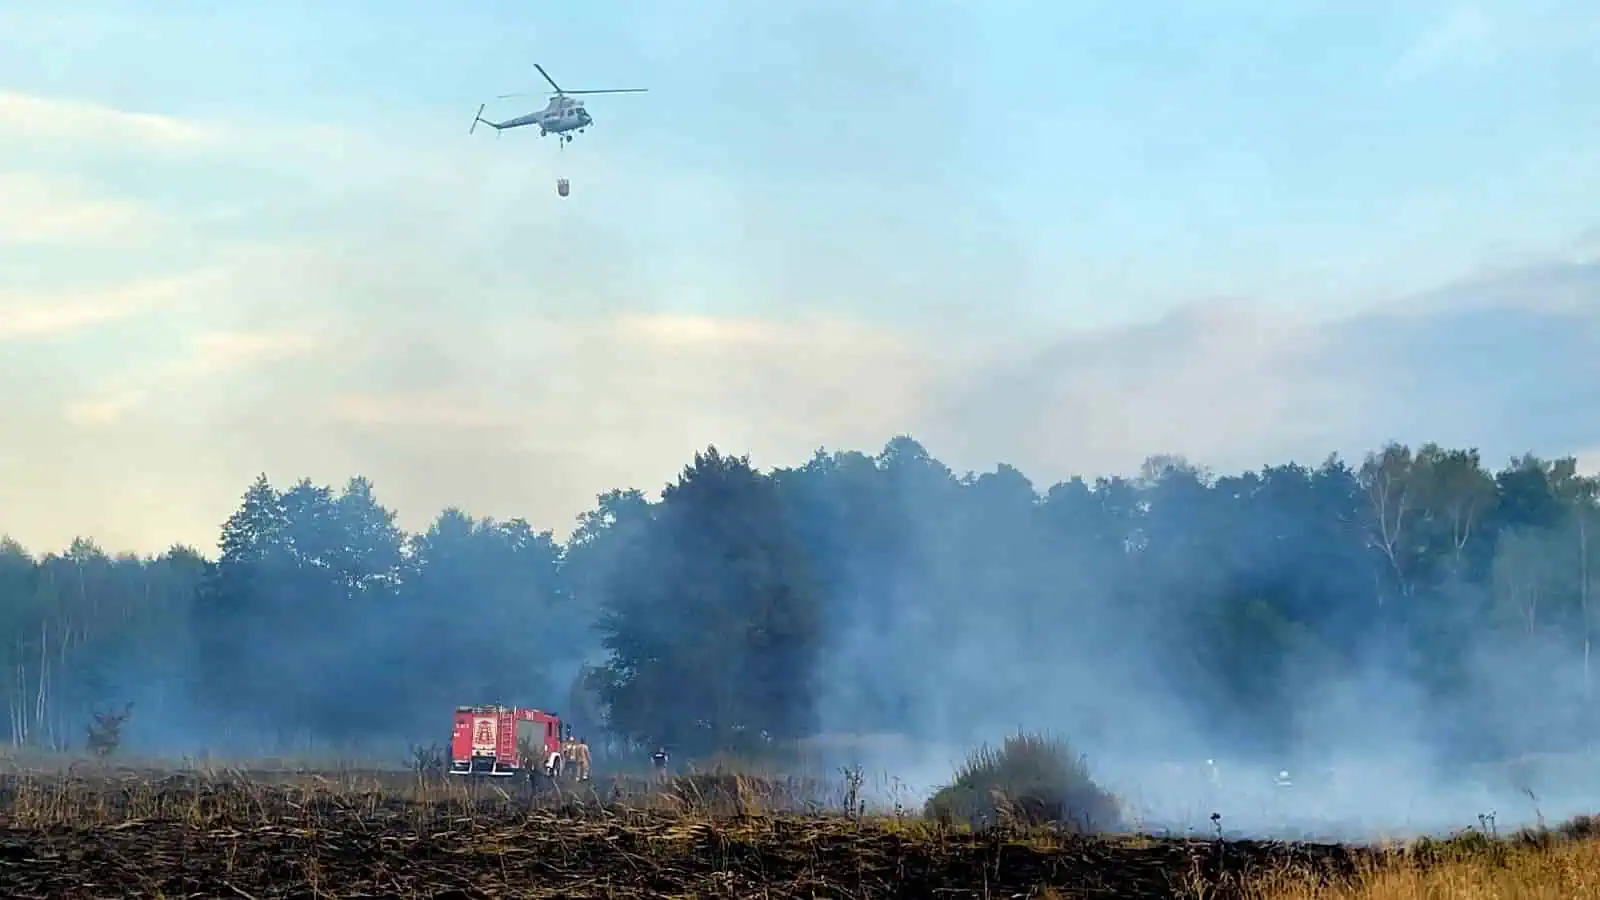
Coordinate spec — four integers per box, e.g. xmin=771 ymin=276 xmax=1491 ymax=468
xmin=2 ymin=1 xmax=1599 ymax=839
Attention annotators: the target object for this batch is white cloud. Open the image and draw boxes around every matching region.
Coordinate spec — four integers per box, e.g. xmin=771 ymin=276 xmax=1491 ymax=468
xmin=0 ymin=88 xmax=378 ymax=197
xmin=0 ymin=91 xmax=299 ymax=349
xmin=1391 ymin=7 xmax=1495 ymax=81
xmin=64 ymin=328 xmax=323 ymax=427
xmin=0 ymin=271 xmax=220 ymax=342
xmin=0 ymin=92 xmax=339 ymax=347
xmin=183 ymin=330 xmax=322 ymax=374
xmin=0 ymin=88 xmax=213 ymax=149
xmin=1569 ymin=228 xmax=1600 ymax=265
xmin=0 ymin=171 xmax=159 ymax=244
xmin=325 ymin=391 xmax=523 ymax=431
xmin=1387 ymin=2 xmax=1600 ymax=83
xmin=63 ymin=388 xmax=148 ymax=428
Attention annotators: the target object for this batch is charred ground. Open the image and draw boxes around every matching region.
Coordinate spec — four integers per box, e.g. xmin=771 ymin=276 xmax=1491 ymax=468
xmin=0 ymin=763 xmax=1566 ymax=899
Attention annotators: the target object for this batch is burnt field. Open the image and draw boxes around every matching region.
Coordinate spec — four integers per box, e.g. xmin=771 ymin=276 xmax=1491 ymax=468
xmin=0 ymin=765 xmax=1400 ymax=899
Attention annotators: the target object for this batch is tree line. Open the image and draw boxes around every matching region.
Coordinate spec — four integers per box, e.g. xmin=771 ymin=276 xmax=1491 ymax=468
xmin=1 ymin=437 xmax=1595 ymax=763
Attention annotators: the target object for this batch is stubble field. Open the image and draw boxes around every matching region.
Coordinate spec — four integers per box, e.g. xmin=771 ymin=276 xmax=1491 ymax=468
xmin=0 ymin=764 xmax=1592 ymax=898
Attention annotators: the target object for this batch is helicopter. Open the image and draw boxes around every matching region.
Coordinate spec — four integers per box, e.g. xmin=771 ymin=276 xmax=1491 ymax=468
xmin=470 ymin=63 xmax=646 ymax=146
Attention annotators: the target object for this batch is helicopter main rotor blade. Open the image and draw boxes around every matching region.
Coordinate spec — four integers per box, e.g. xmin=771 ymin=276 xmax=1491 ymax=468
xmin=534 ymin=63 xmax=562 ymax=93
xmin=561 ymin=88 xmax=649 ymax=94
xmin=495 ymin=92 xmax=537 ymax=99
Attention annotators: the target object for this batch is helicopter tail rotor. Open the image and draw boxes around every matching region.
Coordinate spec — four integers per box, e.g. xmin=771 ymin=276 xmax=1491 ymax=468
xmin=469 ymin=103 xmax=486 ymax=135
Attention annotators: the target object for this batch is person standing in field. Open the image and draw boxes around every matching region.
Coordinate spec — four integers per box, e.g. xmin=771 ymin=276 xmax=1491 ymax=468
xmin=573 ymin=736 xmax=592 ymax=781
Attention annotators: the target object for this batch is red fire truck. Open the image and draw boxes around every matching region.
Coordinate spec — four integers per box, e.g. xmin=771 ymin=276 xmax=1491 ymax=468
xmin=449 ymin=705 xmax=565 ymax=779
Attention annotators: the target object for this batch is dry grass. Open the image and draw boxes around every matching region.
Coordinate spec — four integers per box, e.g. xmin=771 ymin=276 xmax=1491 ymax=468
xmin=1245 ymin=832 xmax=1600 ymax=899
xmin=0 ymin=759 xmax=1592 ymax=897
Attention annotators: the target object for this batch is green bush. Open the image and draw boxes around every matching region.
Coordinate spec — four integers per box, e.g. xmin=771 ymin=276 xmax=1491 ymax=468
xmin=925 ymin=732 xmax=1121 ymax=832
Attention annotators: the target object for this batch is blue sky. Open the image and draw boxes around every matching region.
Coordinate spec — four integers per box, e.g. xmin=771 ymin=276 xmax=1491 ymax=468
xmin=4 ymin=0 xmax=1597 ymax=317
xmin=1 ymin=1 xmax=1597 ymax=552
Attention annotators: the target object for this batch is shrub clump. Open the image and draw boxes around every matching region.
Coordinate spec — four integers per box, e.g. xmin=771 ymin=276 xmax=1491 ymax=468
xmin=925 ymin=732 xmax=1122 ymax=832
xmin=85 ymin=703 xmax=133 ymax=759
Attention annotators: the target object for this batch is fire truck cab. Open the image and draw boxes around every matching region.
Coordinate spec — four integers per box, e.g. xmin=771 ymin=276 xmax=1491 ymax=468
xmin=449 ymin=705 xmax=565 ymax=779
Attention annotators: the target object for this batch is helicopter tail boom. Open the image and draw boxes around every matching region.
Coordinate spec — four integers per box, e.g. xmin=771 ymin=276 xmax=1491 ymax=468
xmin=469 ymin=103 xmax=505 ymax=135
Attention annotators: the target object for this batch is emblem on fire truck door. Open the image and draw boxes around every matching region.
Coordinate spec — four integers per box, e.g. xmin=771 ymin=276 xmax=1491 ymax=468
xmin=472 ymin=717 xmax=497 ymax=750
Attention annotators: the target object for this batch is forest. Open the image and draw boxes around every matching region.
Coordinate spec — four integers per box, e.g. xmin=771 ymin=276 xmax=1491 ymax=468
xmin=0 ymin=436 xmax=1596 ymax=767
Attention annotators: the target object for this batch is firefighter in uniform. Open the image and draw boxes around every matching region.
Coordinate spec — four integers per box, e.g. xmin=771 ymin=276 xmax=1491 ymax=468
xmin=573 ymin=736 xmax=591 ymax=781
